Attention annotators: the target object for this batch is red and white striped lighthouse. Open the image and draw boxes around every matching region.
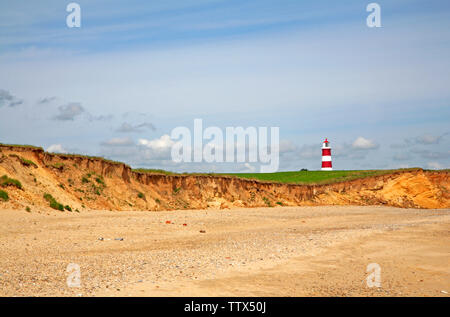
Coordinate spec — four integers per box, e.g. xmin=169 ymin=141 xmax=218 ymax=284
xmin=321 ymin=138 xmax=332 ymax=171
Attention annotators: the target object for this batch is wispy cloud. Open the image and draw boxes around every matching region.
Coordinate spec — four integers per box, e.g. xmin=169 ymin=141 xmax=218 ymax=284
xmin=411 ymin=149 xmax=450 ymax=160
xmin=0 ymin=89 xmax=23 ymax=107
xmin=116 ymin=122 xmax=156 ymax=133
xmin=101 ymin=137 xmax=134 ymax=147
xmin=390 ymin=133 xmax=448 ymax=148
xmin=414 ymin=133 xmax=448 ymax=145
xmin=53 ymin=103 xmax=85 ymax=121
xmin=37 ymin=96 xmax=57 ymax=105
xmin=52 ymin=102 xmax=113 ymax=122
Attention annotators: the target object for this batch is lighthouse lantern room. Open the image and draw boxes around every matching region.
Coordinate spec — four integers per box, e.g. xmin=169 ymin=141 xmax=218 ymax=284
xmin=321 ymin=138 xmax=332 ymax=171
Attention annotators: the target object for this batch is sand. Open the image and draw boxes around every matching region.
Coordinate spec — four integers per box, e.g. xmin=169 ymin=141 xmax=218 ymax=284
xmin=0 ymin=205 xmax=449 ymax=297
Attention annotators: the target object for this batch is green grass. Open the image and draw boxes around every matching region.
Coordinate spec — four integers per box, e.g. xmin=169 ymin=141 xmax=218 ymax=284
xmin=132 ymin=168 xmax=176 ymax=175
xmin=262 ymin=197 xmax=272 ymax=207
xmin=92 ymin=185 xmax=101 ymax=195
xmin=0 ymin=175 xmax=23 ymax=189
xmin=219 ymin=168 xmax=424 ymax=185
xmin=0 ymin=190 xmax=9 ymax=201
xmin=50 ymin=163 xmax=65 ymax=170
xmin=132 ymin=168 xmax=441 ymax=186
xmin=9 ymin=154 xmax=38 ymax=168
xmin=51 ymin=153 xmax=124 ymax=166
xmin=0 ymin=143 xmax=43 ymax=150
xmin=173 ymin=187 xmax=181 ymax=194
xmin=43 ymin=193 xmax=65 ymax=211
xmin=95 ymin=176 xmax=105 ymax=186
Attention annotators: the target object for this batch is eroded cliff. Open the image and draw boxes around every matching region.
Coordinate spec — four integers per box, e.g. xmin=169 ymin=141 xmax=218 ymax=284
xmin=0 ymin=145 xmax=448 ymax=212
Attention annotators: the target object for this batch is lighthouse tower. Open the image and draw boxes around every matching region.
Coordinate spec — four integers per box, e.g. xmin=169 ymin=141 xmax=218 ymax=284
xmin=321 ymin=138 xmax=332 ymax=171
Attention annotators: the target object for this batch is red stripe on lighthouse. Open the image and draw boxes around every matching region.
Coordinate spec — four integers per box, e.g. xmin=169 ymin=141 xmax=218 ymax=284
xmin=322 ymin=161 xmax=332 ymax=168
xmin=322 ymin=149 xmax=331 ymax=156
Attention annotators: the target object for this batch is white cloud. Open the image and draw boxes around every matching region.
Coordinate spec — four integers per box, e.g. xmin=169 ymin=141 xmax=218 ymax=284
xmin=138 ymin=134 xmax=174 ymax=150
xmin=46 ymin=144 xmax=68 ymax=154
xmin=352 ymin=137 xmax=379 ymax=150
xmin=427 ymin=162 xmax=442 ymax=170
xmin=101 ymin=137 xmax=134 ymax=147
xmin=137 ymin=134 xmax=175 ymax=160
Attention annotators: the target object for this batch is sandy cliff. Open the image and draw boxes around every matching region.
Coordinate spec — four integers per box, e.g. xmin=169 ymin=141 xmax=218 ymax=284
xmin=0 ymin=145 xmax=448 ymax=211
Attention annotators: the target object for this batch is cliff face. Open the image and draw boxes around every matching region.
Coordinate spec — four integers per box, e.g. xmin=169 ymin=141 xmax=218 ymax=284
xmin=0 ymin=145 xmax=448 ymax=212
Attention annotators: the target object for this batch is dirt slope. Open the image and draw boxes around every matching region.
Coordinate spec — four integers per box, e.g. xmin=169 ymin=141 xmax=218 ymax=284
xmin=0 ymin=145 xmax=448 ymax=212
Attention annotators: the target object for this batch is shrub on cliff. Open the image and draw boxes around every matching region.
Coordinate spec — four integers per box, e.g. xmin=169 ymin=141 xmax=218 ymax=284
xmin=0 ymin=190 xmax=8 ymax=201
xmin=95 ymin=176 xmax=105 ymax=186
xmin=9 ymin=154 xmax=38 ymax=168
xmin=43 ymin=193 xmax=64 ymax=211
xmin=0 ymin=175 xmax=23 ymax=189
xmin=19 ymin=157 xmax=38 ymax=168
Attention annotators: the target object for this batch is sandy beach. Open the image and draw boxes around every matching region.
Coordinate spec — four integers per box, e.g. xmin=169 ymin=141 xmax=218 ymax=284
xmin=0 ymin=205 xmax=449 ymax=297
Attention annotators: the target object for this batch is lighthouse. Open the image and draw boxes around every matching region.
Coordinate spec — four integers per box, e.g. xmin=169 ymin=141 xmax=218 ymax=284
xmin=321 ymin=138 xmax=332 ymax=171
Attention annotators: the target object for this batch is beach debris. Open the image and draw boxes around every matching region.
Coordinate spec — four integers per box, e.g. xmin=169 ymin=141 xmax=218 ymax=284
xmin=199 ymin=230 xmax=206 ymax=233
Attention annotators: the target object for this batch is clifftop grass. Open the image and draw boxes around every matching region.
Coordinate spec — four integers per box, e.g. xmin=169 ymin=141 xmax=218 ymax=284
xmin=219 ymin=168 xmax=425 ymax=185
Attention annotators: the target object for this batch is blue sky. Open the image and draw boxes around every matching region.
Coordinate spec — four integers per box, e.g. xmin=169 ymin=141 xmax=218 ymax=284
xmin=0 ymin=0 xmax=449 ymax=172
